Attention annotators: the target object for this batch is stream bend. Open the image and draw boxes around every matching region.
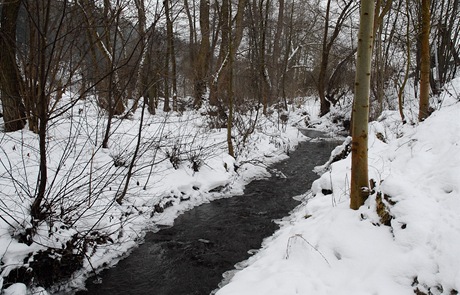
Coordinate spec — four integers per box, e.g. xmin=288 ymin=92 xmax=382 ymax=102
xmin=77 ymin=140 xmax=339 ymax=295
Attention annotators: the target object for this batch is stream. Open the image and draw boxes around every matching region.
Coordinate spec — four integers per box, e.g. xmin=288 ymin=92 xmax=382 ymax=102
xmin=76 ymin=139 xmax=339 ymax=295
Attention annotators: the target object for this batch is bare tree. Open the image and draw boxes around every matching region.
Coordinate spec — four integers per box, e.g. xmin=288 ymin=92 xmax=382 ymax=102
xmin=164 ymin=0 xmax=178 ymax=112
xmin=19 ymin=0 xmax=85 ymax=221
xmin=193 ymin=0 xmax=211 ymax=108
xmin=247 ymin=0 xmax=272 ymax=114
xmin=418 ymin=0 xmax=431 ymax=121
xmin=371 ymin=0 xmax=393 ymax=118
xmin=350 ymin=0 xmax=375 ymax=210
xmin=317 ymin=0 xmax=356 ymax=116
xmin=395 ymin=0 xmax=412 ymax=124
xmin=270 ymin=0 xmax=285 ymax=105
xmin=431 ymin=0 xmax=460 ymax=94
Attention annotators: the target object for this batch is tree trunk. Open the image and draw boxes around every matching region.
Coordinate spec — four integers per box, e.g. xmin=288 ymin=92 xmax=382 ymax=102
xmin=193 ymin=0 xmax=210 ymax=108
xmin=317 ymin=0 xmax=355 ymax=117
xmin=227 ymin=34 xmax=235 ymax=158
xmin=162 ymin=0 xmax=171 ymax=112
xmin=78 ymin=0 xmax=125 ymax=148
xmin=116 ymin=94 xmax=147 ymax=204
xmin=253 ymin=0 xmax=271 ymax=114
xmin=418 ymin=0 xmax=431 ymax=121
xmin=0 ymin=0 xmax=26 ymax=132
xmin=209 ymin=0 xmax=230 ymax=107
xmin=272 ymin=0 xmax=284 ymax=102
xmin=397 ymin=0 xmax=411 ymax=124
xmin=30 ymin=1 xmax=53 ymax=221
xmin=209 ymin=0 xmax=246 ymax=109
xmin=280 ymin=2 xmax=295 ymax=109
xmin=318 ymin=0 xmax=331 ymax=117
xmin=350 ymin=0 xmax=375 ymax=210
xmin=165 ymin=0 xmax=178 ymax=112
xmin=133 ymin=0 xmax=148 ymax=105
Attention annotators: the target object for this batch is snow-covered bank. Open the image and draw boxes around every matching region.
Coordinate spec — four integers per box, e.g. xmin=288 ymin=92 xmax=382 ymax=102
xmin=216 ymin=81 xmax=460 ymax=295
xmin=0 ymin=96 xmax=336 ymax=294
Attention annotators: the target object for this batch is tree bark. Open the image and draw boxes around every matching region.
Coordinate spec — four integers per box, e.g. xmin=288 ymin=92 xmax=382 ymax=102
xmin=0 ymin=0 xmax=26 ymax=132
xmin=418 ymin=0 xmax=431 ymax=121
xmin=162 ymin=0 xmax=172 ymax=112
xmin=227 ymin=35 xmax=235 ymax=158
xmin=165 ymin=0 xmax=178 ymax=112
xmin=193 ymin=0 xmax=210 ymax=108
xmin=208 ymin=0 xmax=246 ymax=108
xmin=318 ymin=0 xmax=332 ymax=117
xmin=350 ymin=0 xmax=375 ymax=210
xmin=271 ymin=0 xmax=284 ymax=102
xmin=29 ymin=0 xmax=53 ymax=221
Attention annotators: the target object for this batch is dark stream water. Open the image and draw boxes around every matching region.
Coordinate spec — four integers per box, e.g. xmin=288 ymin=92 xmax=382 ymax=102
xmin=76 ymin=140 xmax=338 ymax=295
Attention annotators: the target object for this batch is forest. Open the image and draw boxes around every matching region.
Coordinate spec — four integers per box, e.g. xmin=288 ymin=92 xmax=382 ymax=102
xmin=0 ymin=0 xmax=460 ymax=294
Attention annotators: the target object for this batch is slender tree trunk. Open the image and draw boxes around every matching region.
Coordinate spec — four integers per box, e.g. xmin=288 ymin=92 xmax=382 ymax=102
xmin=209 ymin=0 xmax=230 ymax=107
xmin=227 ymin=35 xmax=235 ymax=158
xmin=272 ymin=0 xmax=284 ymax=103
xmin=165 ymin=0 xmax=178 ymax=112
xmin=397 ymin=0 xmax=411 ymax=124
xmin=116 ymin=94 xmax=147 ymax=204
xmin=30 ymin=1 xmax=53 ymax=221
xmin=371 ymin=0 xmax=393 ymax=118
xmin=184 ymin=0 xmax=197 ymax=102
xmin=259 ymin=0 xmax=271 ymax=114
xmin=163 ymin=0 xmax=172 ymax=112
xmin=418 ymin=0 xmax=431 ymax=121
xmin=164 ymin=56 xmax=171 ymax=112
xmin=78 ymin=0 xmax=125 ymax=148
xmin=133 ymin=0 xmax=147 ymax=105
xmin=193 ymin=0 xmax=210 ymax=108
xmin=280 ymin=2 xmax=294 ymax=109
xmin=317 ymin=0 xmax=354 ymax=117
xmin=0 ymin=0 xmax=26 ymax=132
xmin=350 ymin=0 xmax=375 ymax=210
xmin=374 ymin=19 xmax=384 ymax=117
xmin=184 ymin=0 xmax=197 ymax=48
xmin=102 ymin=2 xmax=121 ymax=148
xmin=318 ymin=0 xmax=332 ymax=116
xmin=209 ymin=0 xmax=246 ymax=108
xmin=145 ymin=46 xmax=157 ymax=115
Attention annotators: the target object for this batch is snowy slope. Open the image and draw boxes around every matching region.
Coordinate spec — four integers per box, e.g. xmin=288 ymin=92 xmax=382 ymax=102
xmin=216 ymin=81 xmax=460 ymax=295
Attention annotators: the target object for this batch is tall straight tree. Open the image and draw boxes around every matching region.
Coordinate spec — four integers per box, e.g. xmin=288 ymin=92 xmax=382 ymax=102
xmin=350 ymin=0 xmax=375 ymax=210
xmin=418 ymin=0 xmax=431 ymax=121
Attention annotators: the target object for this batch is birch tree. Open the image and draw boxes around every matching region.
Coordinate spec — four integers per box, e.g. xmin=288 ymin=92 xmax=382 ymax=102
xmin=350 ymin=0 xmax=375 ymax=210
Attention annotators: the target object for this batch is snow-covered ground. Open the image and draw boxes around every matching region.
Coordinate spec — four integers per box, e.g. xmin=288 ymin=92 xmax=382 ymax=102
xmin=1 ymin=75 xmax=459 ymax=294
xmin=0 ymin=96 xmax=329 ymax=294
xmin=216 ymin=79 xmax=460 ymax=295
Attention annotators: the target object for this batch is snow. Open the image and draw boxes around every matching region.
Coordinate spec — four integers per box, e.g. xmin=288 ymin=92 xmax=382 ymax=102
xmin=0 ymin=95 xmax=323 ymax=294
xmin=216 ymin=78 xmax=460 ymax=295
xmin=1 ymin=74 xmax=460 ymax=294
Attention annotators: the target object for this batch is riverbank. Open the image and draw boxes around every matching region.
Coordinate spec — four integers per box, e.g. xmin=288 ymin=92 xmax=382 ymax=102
xmin=77 ymin=140 xmax=340 ymax=295
xmin=0 ymin=96 xmax=346 ymax=294
xmin=216 ymin=79 xmax=460 ymax=295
